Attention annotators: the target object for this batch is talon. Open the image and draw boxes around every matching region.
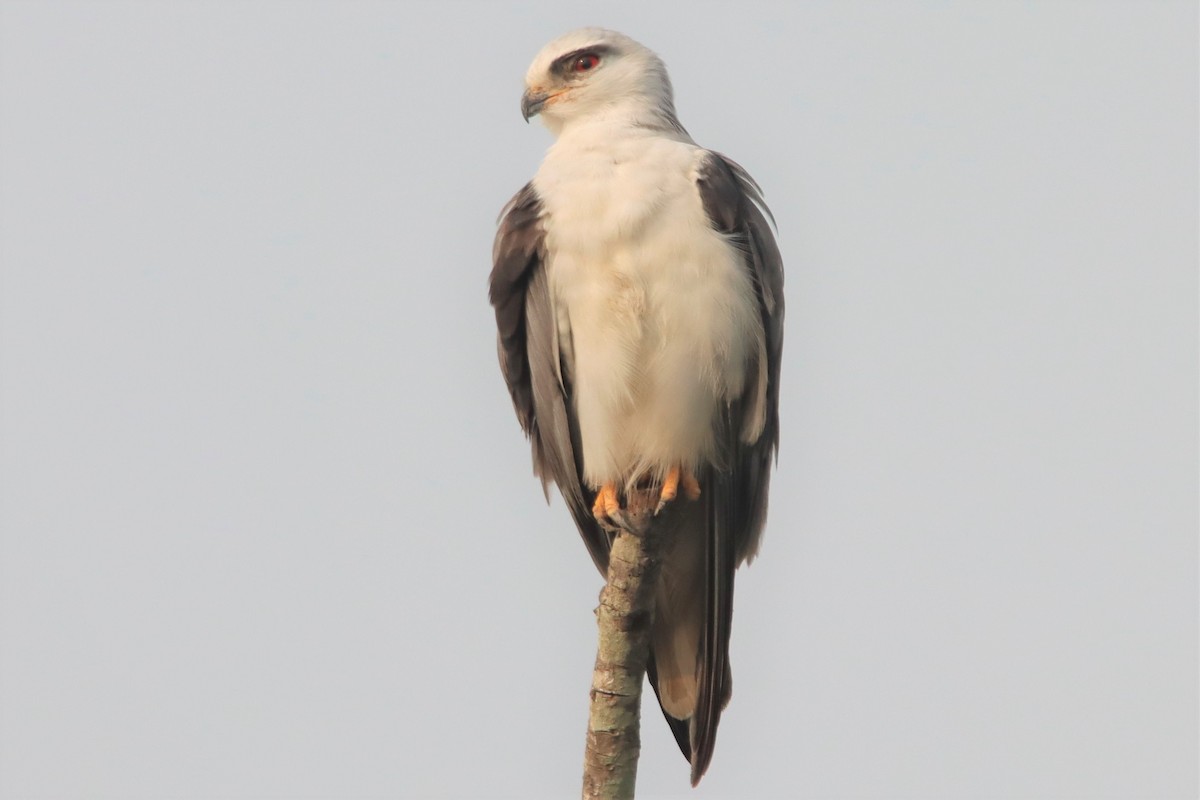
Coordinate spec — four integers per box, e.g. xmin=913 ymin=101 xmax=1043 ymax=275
xmin=655 ymin=465 xmax=700 ymax=515
xmin=660 ymin=467 xmax=681 ymax=505
xmin=592 ymin=482 xmax=620 ymax=525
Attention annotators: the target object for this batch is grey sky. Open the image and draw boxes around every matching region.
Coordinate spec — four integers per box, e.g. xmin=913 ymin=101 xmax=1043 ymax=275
xmin=0 ymin=2 xmax=1196 ymax=798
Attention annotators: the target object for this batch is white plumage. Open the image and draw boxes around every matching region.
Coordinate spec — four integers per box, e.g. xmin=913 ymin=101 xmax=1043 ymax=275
xmin=537 ymin=132 xmax=765 ymax=487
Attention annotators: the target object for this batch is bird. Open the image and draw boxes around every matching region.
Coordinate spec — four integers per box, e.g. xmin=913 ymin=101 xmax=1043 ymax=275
xmin=489 ymin=28 xmax=783 ymax=785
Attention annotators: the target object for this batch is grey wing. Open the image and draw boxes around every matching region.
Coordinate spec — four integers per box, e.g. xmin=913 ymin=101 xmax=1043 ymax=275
xmin=685 ymin=152 xmax=785 ymax=784
xmin=488 ymin=183 xmax=612 ymax=574
xmin=697 ymin=151 xmax=784 ymax=563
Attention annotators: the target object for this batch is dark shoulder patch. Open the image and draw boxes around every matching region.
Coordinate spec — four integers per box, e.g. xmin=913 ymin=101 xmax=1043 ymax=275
xmin=695 ymin=153 xmax=744 ymax=234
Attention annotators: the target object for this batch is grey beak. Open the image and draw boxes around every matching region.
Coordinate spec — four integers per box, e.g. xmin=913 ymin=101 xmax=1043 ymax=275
xmin=521 ymin=89 xmax=550 ymax=122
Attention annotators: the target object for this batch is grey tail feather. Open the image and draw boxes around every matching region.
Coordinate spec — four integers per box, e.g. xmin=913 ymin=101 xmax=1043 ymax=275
xmin=687 ymin=461 xmax=737 ymax=786
xmin=645 ymin=653 xmax=692 ymax=759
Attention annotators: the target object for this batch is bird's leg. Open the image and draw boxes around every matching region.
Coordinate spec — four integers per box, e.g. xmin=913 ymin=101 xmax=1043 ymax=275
xmin=592 ymin=482 xmax=621 ymax=528
xmin=655 ymin=465 xmax=701 ymax=515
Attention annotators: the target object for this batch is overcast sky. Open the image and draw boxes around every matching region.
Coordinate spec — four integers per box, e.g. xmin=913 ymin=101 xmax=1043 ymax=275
xmin=1 ymin=2 xmax=1196 ymax=799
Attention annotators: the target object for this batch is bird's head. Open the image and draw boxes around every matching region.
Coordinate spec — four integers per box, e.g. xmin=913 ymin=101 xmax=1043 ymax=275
xmin=520 ymin=28 xmax=679 ymax=135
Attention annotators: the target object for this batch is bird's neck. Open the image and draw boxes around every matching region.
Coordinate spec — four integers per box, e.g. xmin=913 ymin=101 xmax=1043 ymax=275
xmin=547 ymin=100 xmax=688 ymax=142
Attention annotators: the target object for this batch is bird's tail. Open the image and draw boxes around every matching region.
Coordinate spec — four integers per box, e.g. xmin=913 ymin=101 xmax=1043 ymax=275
xmin=646 ymin=462 xmax=736 ymax=785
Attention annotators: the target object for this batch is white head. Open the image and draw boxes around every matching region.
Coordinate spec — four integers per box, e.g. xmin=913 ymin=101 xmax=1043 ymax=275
xmin=520 ymin=28 xmax=680 ymax=136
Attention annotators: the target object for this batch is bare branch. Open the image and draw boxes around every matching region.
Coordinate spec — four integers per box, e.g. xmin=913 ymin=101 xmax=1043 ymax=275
xmin=581 ymin=489 xmax=672 ymax=799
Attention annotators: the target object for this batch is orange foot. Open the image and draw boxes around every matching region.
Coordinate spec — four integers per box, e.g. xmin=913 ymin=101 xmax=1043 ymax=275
xmin=592 ymin=482 xmax=621 ymax=529
xmin=656 ymin=465 xmax=701 ymax=515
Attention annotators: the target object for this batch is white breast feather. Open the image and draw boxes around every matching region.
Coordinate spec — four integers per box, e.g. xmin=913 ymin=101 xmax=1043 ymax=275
xmin=535 ymin=130 xmax=764 ymax=490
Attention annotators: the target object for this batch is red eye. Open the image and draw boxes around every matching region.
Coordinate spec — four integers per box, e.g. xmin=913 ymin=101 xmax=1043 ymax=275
xmin=572 ymin=53 xmax=600 ymax=72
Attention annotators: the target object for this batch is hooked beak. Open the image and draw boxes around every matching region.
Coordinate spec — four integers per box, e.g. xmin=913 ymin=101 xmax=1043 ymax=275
xmin=521 ymin=88 xmax=551 ymax=122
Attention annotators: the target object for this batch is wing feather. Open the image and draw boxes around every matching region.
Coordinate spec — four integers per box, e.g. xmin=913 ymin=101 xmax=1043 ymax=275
xmin=696 ymin=152 xmax=785 ymax=563
xmin=489 ymin=183 xmax=612 ymax=573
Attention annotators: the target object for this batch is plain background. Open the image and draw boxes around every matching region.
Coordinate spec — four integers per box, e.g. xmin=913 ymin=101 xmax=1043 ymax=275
xmin=1 ymin=2 xmax=1196 ymax=798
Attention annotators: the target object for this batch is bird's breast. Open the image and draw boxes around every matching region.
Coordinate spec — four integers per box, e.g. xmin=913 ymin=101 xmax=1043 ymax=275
xmin=533 ymin=136 xmax=761 ymax=482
